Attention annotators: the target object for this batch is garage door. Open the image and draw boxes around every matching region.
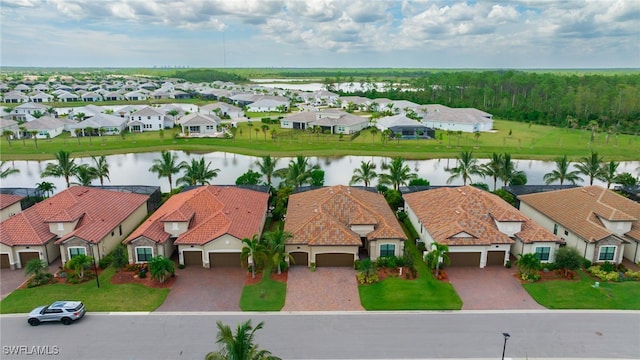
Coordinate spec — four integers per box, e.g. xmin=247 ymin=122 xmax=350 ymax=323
xmin=289 ymin=252 xmax=308 ymax=266
xmin=486 ymin=251 xmax=506 ymax=266
xmin=19 ymin=252 xmax=40 ymax=268
xmin=448 ymin=252 xmax=481 ymax=267
xmin=209 ymin=252 xmax=242 ymax=267
xmin=315 ymin=253 xmax=354 ymax=267
xmin=183 ymin=251 xmax=203 ymax=266
xmin=0 ymin=254 xmax=10 ymax=269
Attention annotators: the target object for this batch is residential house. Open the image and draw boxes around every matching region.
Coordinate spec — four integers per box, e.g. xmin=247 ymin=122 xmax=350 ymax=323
xmin=29 ymin=91 xmax=54 ymax=103
xmin=200 ymin=102 xmax=244 ymax=119
xmin=127 ymin=106 xmax=170 ymax=132
xmin=56 ymin=91 xmax=79 ymax=103
xmin=22 ymin=116 xmax=74 ymax=139
xmin=103 ymin=91 xmax=124 ymax=101
xmin=310 ymin=90 xmax=339 ymax=106
xmin=124 ymin=90 xmax=148 ymax=101
xmin=3 ymin=91 xmax=30 ymax=103
xmin=0 ymin=118 xmax=19 ymax=136
xmin=68 ymin=113 xmax=128 ymax=136
xmin=281 ymin=109 xmax=369 ymax=134
xmin=284 ymin=186 xmax=407 ymax=267
xmin=376 ymin=114 xmax=434 ymax=139
xmin=338 ymin=96 xmax=371 ymax=111
xmin=81 ymin=91 xmax=102 ymax=102
xmin=245 ymin=96 xmax=289 ymax=112
xmin=12 ymin=102 xmax=48 ymax=117
xmin=404 ymin=186 xmax=561 ymax=267
xmin=0 ymin=194 xmax=23 ymax=222
xmin=0 ymin=187 xmax=149 ymax=270
xmin=519 ymin=186 xmax=640 ymax=264
xmin=125 ymin=186 xmax=269 ymax=268
xmin=179 ymin=113 xmax=221 ymax=137
xmin=421 ymin=105 xmax=494 ymax=133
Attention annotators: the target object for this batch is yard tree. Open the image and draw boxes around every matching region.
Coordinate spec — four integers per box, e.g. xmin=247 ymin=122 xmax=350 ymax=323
xmin=575 ymin=151 xmax=605 ymax=185
xmin=85 ymin=126 xmax=94 ymax=145
xmin=24 ymin=258 xmax=48 ymax=278
xmin=178 ymin=157 xmax=220 ymax=187
xmin=41 ymin=150 xmax=78 ymax=188
xmin=74 ymin=128 xmax=82 ymax=145
xmin=349 ymin=160 xmax=378 ymax=187
xmin=263 ymin=225 xmax=294 ymax=275
xmin=110 ymin=245 xmax=128 ymax=274
xmin=554 ymin=247 xmax=583 ymax=277
xmin=598 ymin=160 xmax=620 ymax=189
xmin=0 ymin=161 xmax=19 ymax=179
xmin=481 ymin=152 xmax=504 ymax=191
xmin=205 ymin=320 xmax=281 ymax=360
xmin=261 ymin=124 xmax=269 ymax=142
xmin=2 ymin=129 xmax=14 ymax=148
xmin=424 ymin=243 xmax=450 ymax=277
xmin=369 ymin=127 xmax=378 ymax=144
xmin=379 ymin=157 xmax=416 ymax=191
xmin=235 ymin=169 xmax=262 ymax=186
xmin=148 ymin=255 xmax=175 ymax=283
xmin=515 ymin=253 xmax=541 ymax=281
xmin=19 ymin=126 xmax=27 ymax=146
xmin=255 ymin=155 xmax=279 ymax=188
xmin=274 ymin=156 xmax=320 ymax=188
xmin=498 ymin=153 xmax=527 ymax=186
xmin=246 ymin=122 xmax=253 ymax=140
xmin=614 ymin=172 xmax=638 ymax=187
xmin=543 ymin=155 xmax=582 ymax=185
xmin=241 ymin=235 xmax=267 ymax=279
xmin=446 ymin=151 xmax=481 ymax=186
xmin=89 ymin=155 xmax=110 ymax=186
xmin=149 ymin=150 xmax=181 ymax=192
xmin=66 ymin=254 xmax=92 ymax=279
xmin=73 ymin=164 xmax=97 ymax=186
xmin=29 ymin=130 xmax=39 ymax=148
xmin=35 ymin=181 xmax=55 ymax=199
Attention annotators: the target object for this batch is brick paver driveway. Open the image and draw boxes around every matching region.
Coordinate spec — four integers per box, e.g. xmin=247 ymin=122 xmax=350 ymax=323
xmin=446 ymin=266 xmax=545 ymax=310
xmin=155 ymin=266 xmax=246 ymax=312
xmin=0 ymin=259 xmax=61 ymax=300
xmin=282 ymin=267 xmax=364 ymax=311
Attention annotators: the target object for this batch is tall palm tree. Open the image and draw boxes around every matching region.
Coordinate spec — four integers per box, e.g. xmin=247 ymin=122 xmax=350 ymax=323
xmin=481 ymin=152 xmax=504 ymax=191
xmin=499 ymin=153 xmax=527 ymax=186
xmin=598 ymin=160 xmax=620 ymax=189
xmin=241 ymin=235 xmax=267 ymax=279
xmin=36 ymin=181 xmax=56 ymax=198
xmin=255 ymin=155 xmax=279 ymax=188
xmin=274 ymin=156 xmax=320 ymax=188
xmin=263 ymin=225 xmax=294 ymax=275
xmin=575 ymin=151 xmax=605 ymax=185
xmin=369 ymin=127 xmax=378 ymax=144
xmin=2 ymin=129 xmax=14 ymax=148
xmin=41 ymin=150 xmax=78 ymax=188
xmin=543 ymin=155 xmax=582 ymax=185
xmin=349 ymin=160 xmax=378 ymax=187
xmin=446 ymin=151 xmax=481 ymax=186
xmin=0 ymin=161 xmax=19 ymax=179
xmin=149 ymin=150 xmax=181 ymax=192
xmin=73 ymin=164 xmax=97 ymax=186
xmin=261 ymin=124 xmax=269 ymax=142
xmin=177 ymin=157 xmax=220 ymax=187
xmin=205 ymin=320 xmax=280 ymax=360
xmin=90 ymin=155 xmax=110 ymax=186
xmin=379 ymin=157 xmax=416 ymax=190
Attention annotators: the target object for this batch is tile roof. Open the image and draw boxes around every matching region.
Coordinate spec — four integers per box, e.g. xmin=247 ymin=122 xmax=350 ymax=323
xmin=124 ymin=186 xmax=269 ymax=246
xmin=1 ymin=187 xmax=148 ymax=247
xmin=0 ymin=194 xmax=23 ymax=209
xmin=284 ymin=186 xmax=406 ymax=246
xmin=404 ymin=186 xmax=559 ymax=246
xmin=519 ymin=185 xmax=640 ymax=243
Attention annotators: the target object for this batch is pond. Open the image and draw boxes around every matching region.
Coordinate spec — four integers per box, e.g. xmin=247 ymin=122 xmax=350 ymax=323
xmin=2 ymin=151 xmax=638 ymax=194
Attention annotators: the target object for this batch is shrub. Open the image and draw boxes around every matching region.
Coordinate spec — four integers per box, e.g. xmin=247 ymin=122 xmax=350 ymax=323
xmin=396 ymin=211 xmax=408 ymax=222
xmin=310 ymin=262 xmax=316 ymax=272
xmin=624 ymin=269 xmax=640 ymax=280
xmin=600 ymin=261 xmax=615 ymax=272
xmin=582 ymin=259 xmax=592 ymax=269
xmin=416 ymin=241 xmax=426 ymax=252
xmin=178 ymin=264 xmax=186 ymax=269
xmin=356 ymin=271 xmax=379 ymax=285
xmin=588 ymin=265 xmax=620 ymax=282
xmin=505 ymin=260 xmax=512 ymax=269
xmin=98 ymin=255 xmax=112 ymax=270
xmin=139 ymin=269 xmax=147 ymax=278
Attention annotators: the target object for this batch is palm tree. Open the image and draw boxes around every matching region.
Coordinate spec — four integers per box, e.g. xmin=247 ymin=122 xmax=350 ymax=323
xmin=0 ymin=161 xmax=19 ymax=179
xmin=499 ymin=153 xmax=527 ymax=186
xmin=41 ymin=150 xmax=78 ymax=188
xmin=381 ymin=129 xmax=392 ymax=145
xmin=241 ymin=235 xmax=267 ymax=279
xmin=516 ymin=253 xmax=541 ymax=281
xmin=481 ymin=153 xmax=504 ymax=191
xmin=379 ymin=157 xmax=416 ymax=191
xmin=85 ymin=126 xmax=94 ymax=145
xmin=424 ymin=243 xmax=450 ymax=277
xmin=90 ymin=155 xmax=110 ymax=186
xmin=263 ymin=225 xmax=294 ymax=275
xmin=73 ymin=164 xmax=97 ymax=186
xmin=543 ymin=155 xmax=583 ymax=185
xmin=599 ymin=160 xmax=620 ymax=189
xmin=177 ymin=157 xmax=220 ymax=187
xmin=149 ymin=150 xmax=181 ymax=192
xmin=19 ymin=126 xmax=27 ymax=146
xmin=74 ymin=128 xmax=82 ymax=145
xmin=246 ymin=122 xmax=253 ymax=140
xmin=148 ymin=255 xmax=175 ymax=283
xmin=24 ymin=258 xmax=47 ymax=278
xmin=29 ymin=130 xmax=39 ymax=148
xmin=2 ymin=129 xmax=14 ymax=148
xmin=255 ymin=155 xmax=279 ymax=188
xmin=349 ymin=160 xmax=378 ymax=187
xmin=205 ymin=320 xmax=280 ymax=360
xmin=575 ymin=151 xmax=605 ymax=185
xmin=369 ymin=127 xmax=378 ymax=144
xmin=473 ymin=131 xmax=480 ymax=148
xmin=261 ymin=124 xmax=269 ymax=142
xmin=36 ymin=181 xmax=56 ymax=198
xmin=66 ymin=254 xmax=92 ymax=279
xmin=446 ymin=151 xmax=481 ymax=186
xmin=274 ymin=156 xmax=320 ymax=188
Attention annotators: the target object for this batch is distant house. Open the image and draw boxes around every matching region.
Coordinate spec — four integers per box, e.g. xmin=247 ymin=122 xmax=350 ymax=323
xmin=200 ymin=102 xmax=244 ymax=119
xmin=376 ymin=114 xmax=435 ymax=139
xmin=519 ymin=186 xmax=640 ymax=264
xmin=22 ymin=116 xmax=75 ymax=139
xmin=284 ymin=186 xmax=406 ymax=267
xmin=127 ymin=106 xmax=171 ymax=132
xmin=69 ymin=113 xmax=128 ymax=136
xmin=103 ymin=91 xmax=124 ymax=101
xmin=310 ymin=90 xmax=339 ymax=106
xmin=29 ymin=91 xmax=54 ymax=103
xmin=56 ymin=91 xmax=79 ymax=103
xmin=81 ymin=92 xmax=102 ymax=102
xmin=124 ymin=91 xmax=148 ymax=101
xmin=281 ymin=109 xmax=369 ymax=134
xmin=125 ymin=186 xmax=269 ymax=268
xmin=3 ymin=91 xmax=30 ymax=103
xmin=422 ymin=104 xmax=493 ymax=133
xmin=338 ymin=96 xmax=371 ymax=110
xmin=0 ymin=194 xmax=23 ymax=222
xmin=12 ymin=102 xmax=49 ymax=117
xmin=179 ymin=113 xmax=221 ymax=137
xmin=404 ymin=186 xmax=562 ymax=268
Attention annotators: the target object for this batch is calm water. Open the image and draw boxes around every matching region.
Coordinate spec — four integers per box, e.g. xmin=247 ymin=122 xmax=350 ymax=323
xmin=1 ymin=151 xmax=638 ymax=194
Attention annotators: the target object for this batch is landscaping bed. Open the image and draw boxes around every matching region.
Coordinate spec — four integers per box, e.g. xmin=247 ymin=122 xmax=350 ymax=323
xmin=110 ymin=270 xmax=177 ymax=289
xmin=244 ymin=270 xmax=288 ymax=285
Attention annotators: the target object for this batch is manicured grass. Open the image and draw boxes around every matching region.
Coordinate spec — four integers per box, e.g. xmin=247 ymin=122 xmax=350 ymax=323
xmin=0 ymin=267 xmax=169 ymax=314
xmin=523 ymin=270 xmax=640 ymax=310
xmin=358 ymin=241 xmax=462 ymax=310
xmin=239 ymin=277 xmax=286 ymax=311
xmin=3 ymin=118 xmax=639 ymax=161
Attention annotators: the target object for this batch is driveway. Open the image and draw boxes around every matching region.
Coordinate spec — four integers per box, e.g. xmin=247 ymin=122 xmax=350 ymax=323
xmin=155 ymin=266 xmax=246 ymax=312
xmin=282 ymin=267 xmax=364 ymax=311
xmin=0 ymin=258 xmax=61 ymax=300
xmin=446 ymin=266 xmax=545 ymax=310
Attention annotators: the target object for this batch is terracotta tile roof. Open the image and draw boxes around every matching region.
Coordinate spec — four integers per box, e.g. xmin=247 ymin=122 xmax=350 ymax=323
xmin=519 ymin=185 xmax=640 ymax=243
xmin=0 ymin=194 xmax=23 ymax=209
xmin=1 ymin=187 xmax=148 ymax=247
xmin=404 ymin=186 xmax=559 ymax=246
xmin=284 ymin=186 xmax=406 ymax=246
xmin=125 ymin=186 xmax=268 ymax=246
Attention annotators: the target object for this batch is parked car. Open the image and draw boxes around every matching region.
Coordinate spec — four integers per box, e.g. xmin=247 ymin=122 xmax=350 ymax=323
xmin=27 ymin=301 xmax=86 ymax=326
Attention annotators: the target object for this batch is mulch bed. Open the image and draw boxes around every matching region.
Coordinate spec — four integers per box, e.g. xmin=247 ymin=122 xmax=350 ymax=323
xmin=378 ymin=266 xmax=417 ymax=281
xmin=110 ymin=271 xmax=177 ymax=289
xmin=245 ymin=271 xmax=288 ymax=285
xmin=514 ymin=269 xmax=578 ymax=283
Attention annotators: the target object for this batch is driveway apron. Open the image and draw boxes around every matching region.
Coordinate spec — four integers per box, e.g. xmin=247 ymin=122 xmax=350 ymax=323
xmin=155 ymin=266 xmax=245 ymax=312
xmin=446 ymin=266 xmax=545 ymax=310
xmin=283 ymin=267 xmax=364 ymax=311
xmin=0 ymin=258 xmax=61 ymax=300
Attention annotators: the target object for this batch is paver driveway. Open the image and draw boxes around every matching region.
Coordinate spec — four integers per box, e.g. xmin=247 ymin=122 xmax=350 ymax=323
xmin=0 ymin=259 xmax=61 ymax=300
xmin=282 ymin=267 xmax=364 ymax=311
xmin=155 ymin=266 xmax=246 ymax=312
xmin=446 ymin=266 xmax=545 ymax=310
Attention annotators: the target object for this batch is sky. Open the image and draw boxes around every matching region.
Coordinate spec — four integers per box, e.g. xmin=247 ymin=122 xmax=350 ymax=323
xmin=1 ymin=0 xmax=639 ymax=69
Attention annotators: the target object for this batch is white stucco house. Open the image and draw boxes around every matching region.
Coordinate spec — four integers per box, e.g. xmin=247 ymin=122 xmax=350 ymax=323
xmin=127 ymin=106 xmax=171 ymax=132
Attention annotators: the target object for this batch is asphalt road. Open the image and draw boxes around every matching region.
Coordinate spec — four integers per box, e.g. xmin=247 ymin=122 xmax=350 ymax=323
xmin=1 ymin=311 xmax=638 ymax=360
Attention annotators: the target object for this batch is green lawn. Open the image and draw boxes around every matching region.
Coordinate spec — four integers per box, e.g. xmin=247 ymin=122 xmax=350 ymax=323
xmin=3 ymin=119 xmax=639 ymax=161
xmin=239 ymin=277 xmax=286 ymax=311
xmin=523 ymin=270 xmax=640 ymax=310
xmin=0 ymin=267 xmax=169 ymax=314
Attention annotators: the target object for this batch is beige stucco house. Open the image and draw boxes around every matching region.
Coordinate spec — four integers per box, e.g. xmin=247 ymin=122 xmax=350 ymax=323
xmin=0 ymin=194 xmax=23 ymax=222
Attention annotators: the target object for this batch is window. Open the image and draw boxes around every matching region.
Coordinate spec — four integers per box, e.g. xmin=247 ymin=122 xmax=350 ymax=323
xmin=564 ymin=230 xmax=569 ymax=236
xmin=380 ymin=244 xmax=395 ymax=257
xmin=337 ymin=126 xmax=345 ymax=132
xmin=136 ymin=247 xmax=153 ymax=262
xmin=119 ymin=225 xmax=122 ymax=236
xmin=598 ymin=246 xmax=616 ymax=261
xmin=68 ymin=247 xmax=86 ymax=259
xmin=57 ymin=223 xmax=64 ymax=231
xmin=553 ymin=224 xmax=558 ymax=235
xmin=534 ymin=247 xmax=551 ymax=261
xmin=172 ymin=222 xmax=179 ymax=230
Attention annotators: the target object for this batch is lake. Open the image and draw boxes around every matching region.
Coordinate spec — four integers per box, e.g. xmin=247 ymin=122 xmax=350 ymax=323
xmin=2 ymin=151 xmax=638 ymax=194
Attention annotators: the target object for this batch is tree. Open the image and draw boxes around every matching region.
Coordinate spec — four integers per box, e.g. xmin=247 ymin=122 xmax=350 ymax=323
xmin=543 ymin=155 xmax=582 ymax=185
xmin=90 ymin=155 xmax=110 ymax=186
xmin=0 ymin=161 xmax=19 ymax=179
xmin=274 ymin=156 xmax=320 ymax=188
xmin=381 ymin=129 xmax=392 ymax=145
xmin=110 ymin=245 xmax=128 ymax=274
xmin=379 ymin=157 xmax=416 ymax=191
xmin=241 ymin=235 xmax=267 ymax=279
xmin=261 ymin=124 xmax=269 ymax=142
xmin=205 ymin=320 xmax=281 ymax=360
xmin=446 ymin=151 xmax=481 ymax=186
xmin=263 ymin=225 xmax=294 ymax=275
xmin=246 ymin=122 xmax=253 ymax=140
xmin=74 ymin=128 xmax=82 ymax=145
xmin=19 ymin=126 xmax=27 ymax=146
xmin=473 ymin=131 xmax=480 ymax=148
xmin=85 ymin=126 xmax=94 ymax=145
xmin=149 ymin=150 xmax=181 ymax=192
xmin=349 ymin=160 xmax=378 ymax=187
xmin=41 ymin=150 xmax=78 ymax=188
xmin=66 ymin=254 xmax=92 ymax=279
xmin=73 ymin=164 xmax=97 ymax=186
xmin=177 ymin=157 xmax=220 ymax=187
xmin=554 ymin=247 xmax=583 ymax=277
xmin=25 ymin=258 xmax=47 ymax=278
xmin=29 ymin=130 xmax=39 ymax=148
xmin=148 ymin=255 xmax=175 ymax=283
xmin=74 ymin=112 xmax=86 ymax=122
xmin=598 ymin=161 xmax=619 ymax=189
xmin=255 ymin=155 xmax=279 ymax=188
xmin=499 ymin=153 xmax=527 ymax=187
xmin=575 ymin=151 xmax=604 ymax=185
xmin=36 ymin=181 xmax=56 ymax=198
xmin=309 ymin=169 xmax=325 ymax=186
xmin=424 ymin=243 xmax=450 ymax=277
xmin=2 ymin=129 xmax=14 ymax=148
xmin=481 ymin=153 xmax=504 ymax=191
xmin=236 ymin=169 xmax=262 ymax=185
xmin=614 ymin=172 xmax=638 ymax=187
xmin=369 ymin=127 xmax=378 ymax=144
xmin=515 ymin=253 xmax=541 ymax=281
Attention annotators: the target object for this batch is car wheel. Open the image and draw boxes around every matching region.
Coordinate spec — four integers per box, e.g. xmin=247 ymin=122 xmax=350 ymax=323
xmin=28 ymin=318 xmax=40 ymax=326
xmin=61 ymin=317 xmax=72 ymax=325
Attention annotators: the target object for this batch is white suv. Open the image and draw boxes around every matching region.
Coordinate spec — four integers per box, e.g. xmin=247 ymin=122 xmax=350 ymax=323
xmin=27 ymin=301 xmax=86 ymax=326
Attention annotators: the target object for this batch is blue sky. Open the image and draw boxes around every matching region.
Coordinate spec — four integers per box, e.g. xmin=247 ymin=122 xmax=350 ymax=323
xmin=1 ymin=0 xmax=639 ymax=68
